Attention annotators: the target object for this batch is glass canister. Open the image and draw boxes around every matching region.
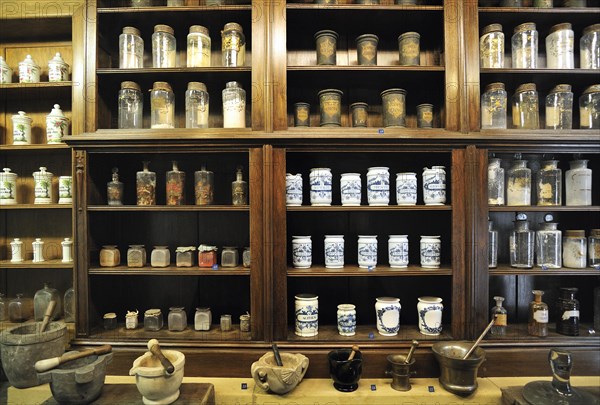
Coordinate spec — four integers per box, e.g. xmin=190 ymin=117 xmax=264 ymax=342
xmin=185 ymin=82 xmax=209 ymax=129
xmin=489 ymin=220 xmax=498 ymax=268
xmin=422 ymin=166 xmax=446 ymax=205
xmin=118 ymin=81 xmax=143 ymax=129
xmin=243 ymin=247 xmax=251 ymax=268
xmin=222 ymin=22 xmax=246 ymax=67
xmin=314 ymin=30 xmax=338 ymax=66
xmin=556 ymin=287 xmax=579 ymax=336
xmin=565 ymin=159 xmax=592 ymax=206
xmin=536 ymin=160 xmax=561 ymax=206
xmin=144 ymin=309 xmax=164 ymax=331
xmin=356 ymin=34 xmax=378 ymax=66
xmin=389 ymin=235 xmax=409 ymax=268
xmin=488 ymin=157 xmax=505 ymax=205
xmin=136 ymin=161 xmax=156 ymax=205
xmin=61 ymin=238 xmax=73 ymax=263
xmin=528 ymin=290 xmax=548 ymax=337
xmin=292 ymin=235 xmax=312 ymax=269
xmin=0 ymin=56 xmax=12 ymax=83
xmin=512 ymin=83 xmax=539 ymax=129
xmin=125 ymin=310 xmax=138 ymax=329
xmin=580 ymin=24 xmax=600 ymax=70
xmin=100 ymin=245 xmax=120 ymax=267
xmin=152 ymin=24 xmax=177 ymax=68
xmin=398 ymin=32 xmax=420 ymax=66
xmin=511 ymin=22 xmax=538 ymax=69
xmin=0 ymin=168 xmax=17 ymax=205
xmin=48 ymin=52 xmax=69 ymax=82
xmin=222 ymin=81 xmax=246 ymax=128
xmin=220 ymin=314 xmax=232 ymax=332
xmin=194 ymin=307 xmax=212 ymax=331
xmin=358 ymin=235 xmax=378 ymax=268
xmin=33 ymin=238 xmax=45 ymax=262
xmin=480 ymin=23 xmax=504 ymax=69
xmin=295 ymin=293 xmax=319 ymax=337
xmin=232 ymin=167 xmax=248 ymax=205
xmin=381 ymin=88 xmax=407 ymax=128
xmin=286 ymin=173 xmax=303 ymax=206
xmin=46 ymin=104 xmax=69 ymax=144
xmin=416 ymin=103 xmax=434 ymax=128
xmin=176 ymin=246 xmax=195 ymax=267
xmin=420 ymin=235 xmax=441 ymax=268
xmin=221 ymin=247 xmax=239 ymax=267
xmin=151 ymin=246 xmax=170 ymax=267
xmin=510 ymin=213 xmax=535 ymax=268
xmin=507 ymin=157 xmax=531 ymax=206
xmin=240 ymin=313 xmax=251 ymax=332
xmin=18 ymin=54 xmax=40 ymax=83
xmin=490 ymin=296 xmax=507 ymax=336
xmin=324 ymin=235 xmax=344 ymax=269
xmin=107 ymin=168 xmax=124 ymax=206
xmin=318 ymin=89 xmax=343 ymax=127
xmin=33 ymin=167 xmax=53 ymax=204
xmin=367 ymin=166 xmax=390 ymax=206
xmin=150 ymin=81 xmax=175 ymax=129
xmin=194 ymin=164 xmax=214 ymax=205
xmin=546 ymin=23 xmax=574 ymax=69
xmin=589 ymin=229 xmax=600 ymax=268
xmin=168 ymin=307 xmax=187 ymax=331
xmin=545 ymin=84 xmax=573 ymax=130
xmin=536 ymin=214 xmax=562 ymax=269
xmin=33 ymin=283 xmax=61 ymax=321
xmin=198 ymin=244 xmax=218 ymax=268
xmin=481 ymin=82 xmax=507 ymax=129
xmin=187 ymin=25 xmax=211 ymax=67
xmin=166 ymin=161 xmax=185 ymax=205
xmin=340 ymin=172 xmax=361 ymax=206
xmin=579 ymin=84 xmax=600 ymax=130
xmin=396 ymin=172 xmax=417 ymax=205
xmin=10 ymin=238 xmax=23 ymax=262
xmin=310 ymin=167 xmax=333 ymax=206
xmin=11 ymin=111 xmax=32 ymax=145
xmin=127 ymin=244 xmax=146 ymax=267
xmin=63 ymin=288 xmax=74 ymax=322
xmin=293 ymin=102 xmax=310 ymax=127
xmin=350 ymin=102 xmax=368 ymax=128
xmin=119 ymin=26 xmax=144 ymax=69
xmin=563 ymin=230 xmax=587 ymax=268
xmin=9 ymin=294 xmax=33 ymax=322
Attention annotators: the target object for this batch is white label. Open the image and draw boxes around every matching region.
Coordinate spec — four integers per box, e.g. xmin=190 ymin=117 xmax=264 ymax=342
xmin=562 ymin=310 xmax=579 ymax=320
xmin=533 ymin=309 xmax=548 ymax=323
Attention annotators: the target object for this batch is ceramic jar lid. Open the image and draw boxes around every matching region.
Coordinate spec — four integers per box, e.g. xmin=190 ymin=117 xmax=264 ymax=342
xmin=19 ymin=54 xmax=39 ymax=68
xmin=47 ymin=104 xmax=67 ymax=119
xmin=48 ymin=52 xmax=68 ymax=67
xmin=12 ymin=111 xmax=32 ymax=123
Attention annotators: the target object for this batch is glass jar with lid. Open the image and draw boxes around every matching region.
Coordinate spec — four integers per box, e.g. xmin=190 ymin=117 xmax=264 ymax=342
xmin=107 ymin=167 xmax=124 ymax=206
xmin=166 ymin=161 xmax=185 ymax=206
xmin=195 ymin=164 xmax=214 ymax=205
xmin=480 ymin=24 xmax=504 ymax=69
xmin=34 ymin=283 xmax=61 ymax=321
xmin=221 ymin=22 xmax=246 ymax=67
xmin=546 ymin=23 xmax=574 ymax=69
xmin=589 ymin=229 xmax=600 ymax=268
xmin=580 ymin=24 xmax=600 ymax=70
xmin=565 ymin=159 xmax=592 ymax=206
xmin=536 ymin=159 xmax=561 ymax=206
xmin=545 ymin=84 xmax=573 ymax=130
xmin=176 ymin=246 xmax=196 ymax=267
xmin=119 ymin=26 xmax=143 ymax=69
xmin=221 ymin=247 xmax=239 ymax=267
xmin=194 ymin=307 xmax=212 ymax=330
xmin=528 ymin=290 xmax=548 ymax=337
xmin=150 ymin=81 xmax=175 ymax=129
xmin=490 ymin=296 xmax=507 ymax=336
xmin=152 ymin=24 xmax=176 ymax=68
xmin=100 ymin=245 xmax=120 ymax=267
xmin=222 ymin=81 xmax=246 ymax=128
xmin=168 ymin=307 xmax=187 ymax=331
xmin=536 ymin=214 xmax=561 ymax=269
xmin=556 ymin=287 xmax=579 ymax=336
xmin=151 ymin=246 xmax=170 ymax=267
xmin=187 ymin=25 xmax=211 ymax=67
xmin=511 ymin=22 xmax=538 ymax=69
xmin=118 ymin=81 xmax=143 ymax=129
xmin=127 ymin=245 xmax=146 ymax=267
xmin=136 ymin=161 xmax=156 ymax=205
xmin=232 ymin=167 xmax=248 ymax=206
xmin=144 ymin=309 xmax=163 ymax=331
xmin=242 ymin=247 xmax=251 ymax=268
xmin=512 ymin=83 xmax=539 ymax=129
xmin=103 ymin=313 xmax=117 ymax=330
xmin=510 ymin=213 xmax=535 ymax=268
xmin=481 ymin=82 xmax=507 ymax=129
xmin=198 ymin=245 xmax=218 ymax=267
xmin=579 ymin=84 xmax=600 ymax=130
xmin=563 ymin=230 xmax=587 ymax=269
xmin=506 ymin=156 xmax=531 ymax=206
xmin=488 ymin=157 xmax=505 ymax=205
xmin=185 ymin=82 xmax=209 ymax=128
xmin=9 ymin=294 xmax=33 ymax=322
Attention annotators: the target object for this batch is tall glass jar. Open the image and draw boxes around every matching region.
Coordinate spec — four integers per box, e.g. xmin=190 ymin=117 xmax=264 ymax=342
xmin=580 ymin=24 xmax=600 ymax=70
xmin=507 ymin=157 xmax=531 ymax=206
xmin=118 ymin=81 xmax=143 ymax=129
xmin=137 ymin=161 xmax=156 ymax=206
xmin=166 ymin=161 xmax=185 ymax=205
xmin=152 ymin=24 xmax=176 ymax=68
xmin=579 ymin=85 xmax=600 ymax=130
xmin=222 ymin=81 xmax=246 ymax=128
xmin=512 ymin=83 xmax=539 ymax=129
xmin=195 ymin=165 xmax=214 ymax=205
xmin=168 ymin=307 xmax=187 ymax=331
xmin=510 ymin=214 xmax=535 ymax=268
xmin=232 ymin=167 xmax=248 ymax=205
xmin=565 ymin=159 xmax=592 ymax=206
xmin=480 ymin=24 xmax=504 ymax=69
xmin=536 ymin=160 xmax=561 ymax=206
xmin=511 ymin=22 xmax=538 ymax=69
xmin=489 ymin=220 xmax=498 ymax=268
xmin=545 ymin=84 xmax=573 ymax=130
xmin=150 ymin=81 xmax=175 ymax=129
xmin=481 ymin=82 xmax=507 ymax=129
xmin=119 ymin=26 xmax=143 ymax=68
xmin=222 ymin=23 xmax=246 ymax=67
xmin=107 ymin=167 xmax=124 ymax=206
xmin=563 ymin=230 xmax=587 ymax=268
xmin=556 ymin=287 xmax=579 ymax=336
xmin=546 ymin=23 xmax=574 ymax=69
xmin=528 ymin=290 xmax=548 ymax=337
xmin=33 ymin=283 xmax=61 ymax=321
xmin=488 ymin=157 xmax=505 ymax=205
xmin=187 ymin=25 xmax=211 ymax=67
xmin=490 ymin=296 xmax=507 ymax=336
xmin=185 ymin=82 xmax=209 ymax=129
xmin=589 ymin=229 xmax=600 ymax=268
xmin=536 ymin=214 xmax=562 ymax=269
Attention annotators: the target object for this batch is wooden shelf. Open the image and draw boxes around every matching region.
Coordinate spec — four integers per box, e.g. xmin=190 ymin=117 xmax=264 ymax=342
xmin=286 ymin=324 xmax=453 ymax=342
xmin=97 ymin=67 xmax=251 ymax=75
xmin=0 ymin=204 xmax=72 ymax=210
xmin=0 ymin=81 xmax=73 ymax=89
xmin=482 ymin=323 xmax=600 ymax=345
xmin=489 ymin=205 xmax=600 ymax=212
xmin=287 ymin=4 xmax=444 ymax=11
xmin=480 ymin=68 xmax=600 ymax=75
xmin=98 ymin=5 xmax=252 ymax=13
xmin=288 ymin=265 xmax=452 ymax=277
xmin=88 ymin=324 xmax=252 ymax=343
xmin=287 ymin=65 xmax=444 ymax=72
xmin=88 ymin=205 xmax=249 ymax=212
xmin=0 ymin=260 xmax=73 ymax=269
xmin=490 ymin=265 xmax=600 ymax=276
xmin=479 ymin=7 xmax=600 ymax=14
xmin=0 ymin=144 xmax=70 ymax=151
xmin=88 ymin=266 xmax=250 ymax=276
xmin=287 ymin=204 xmax=450 ymax=211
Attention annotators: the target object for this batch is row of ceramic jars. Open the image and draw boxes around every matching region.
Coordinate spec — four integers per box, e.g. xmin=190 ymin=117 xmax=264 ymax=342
xmin=0 ymin=53 xmax=69 ymax=84
xmin=286 ymin=166 xmax=446 ymax=206
xmin=10 ymin=105 xmax=70 ymax=144
xmin=292 ymin=235 xmax=442 ymax=269
xmin=0 ymin=285 xmax=74 ymax=323
xmin=481 ymin=83 xmax=600 ymax=130
xmin=294 ymin=294 xmax=444 ymax=338
xmin=0 ymin=167 xmax=72 ymax=205
xmin=9 ymin=237 xmax=72 ymax=263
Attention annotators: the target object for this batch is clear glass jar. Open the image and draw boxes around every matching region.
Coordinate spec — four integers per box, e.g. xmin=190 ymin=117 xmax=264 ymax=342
xmin=480 ymin=24 xmax=504 ymax=69
xmin=118 ymin=81 xmax=143 ymax=129
xmin=107 ymin=167 xmax=124 ymax=206
xmin=168 ymin=307 xmax=187 ymax=331
xmin=194 ymin=307 xmax=212 ymax=330
xmin=563 ymin=230 xmax=587 ymax=268
xmin=488 ymin=157 xmax=505 ymax=205
xmin=242 ymin=247 xmax=251 ymax=267
xmin=580 ymin=23 xmax=600 ymax=70
xmin=119 ymin=26 xmax=144 ymax=69
xmin=536 ymin=160 xmax=562 ymax=206
xmin=187 ymin=25 xmax=211 ymax=67
xmin=546 ymin=23 xmax=574 ymax=69
xmin=510 ymin=214 xmax=535 ymax=268
xmin=589 ymin=229 xmax=600 ymax=268
xmin=222 ymin=81 xmax=246 ymax=128
xmin=144 ymin=308 xmax=163 ymax=331
xmin=176 ymin=246 xmax=195 ymax=267
xmin=528 ymin=290 xmax=548 ymax=337
xmin=481 ymin=82 xmax=507 ymax=129
xmin=512 ymin=83 xmax=539 ymax=129
xmin=220 ymin=314 xmax=232 ymax=331
xmin=185 ymin=82 xmax=209 ymax=129
xmin=195 ymin=165 xmax=214 ymax=205
xmin=556 ymin=287 xmax=579 ymax=336
xmin=137 ymin=161 xmax=156 ymax=205
xmin=33 ymin=283 xmax=61 ymax=321
xmin=150 ymin=246 xmax=170 ymax=267
xmin=232 ymin=167 xmax=248 ymax=205
xmin=545 ymin=84 xmax=573 ymax=130
xmin=198 ymin=245 xmax=218 ymax=267
xmin=507 ymin=157 xmax=531 ymax=206
xmin=9 ymin=294 xmax=33 ymax=322
xmin=565 ymin=159 xmax=592 ymax=206
xmin=221 ymin=22 xmax=246 ymax=67
xmin=221 ymin=247 xmax=239 ymax=267
xmin=150 ymin=81 xmax=175 ymax=129
xmin=127 ymin=244 xmax=146 ymax=267
xmin=152 ymin=24 xmax=176 ymax=68
xmin=511 ymin=22 xmax=538 ymax=69
xmin=536 ymin=214 xmax=562 ymax=269
xmin=489 ymin=220 xmax=498 ymax=268
xmin=579 ymin=84 xmax=600 ymax=130
xmin=490 ymin=296 xmax=507 ymax=336
xmin=166 ymin=160 xmax=185 ymax=205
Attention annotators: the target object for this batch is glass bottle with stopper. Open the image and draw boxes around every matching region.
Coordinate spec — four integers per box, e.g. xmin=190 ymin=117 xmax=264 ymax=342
xmin=536 ymin=213 xmax=561 ymax=269
xmin=232 ymin=166 xmax=248 ymax=205
xmin=528 ymin=290 xmax=548 ymax=337
xmin=490 ymin=296 xmax=507 ymax=336
xmin=510 ymin=212 xmax=535 ymax=268
xmin=107 ymin=167 xmax=124 ymax=206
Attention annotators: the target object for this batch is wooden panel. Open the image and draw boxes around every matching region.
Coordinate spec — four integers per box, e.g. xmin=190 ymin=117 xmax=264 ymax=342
xmin=462 ymin=0 xmax=480 ymax=132
xmin=0 ymin=1 xmax=84 ymax=19
xmin=443 ymin=0 xmax=461 ymax=132
xmin=272 ymin=147 xmax=288 ymax=339
xmin=75 ymin=149 xmax=89 ymax=336
xmin=271 ymin=0 xmax=287 ymax=131
xmin=451 ymin=148 xmax=467 ymax=338
xmin=250 ymin=147 xmax=264 ymax=340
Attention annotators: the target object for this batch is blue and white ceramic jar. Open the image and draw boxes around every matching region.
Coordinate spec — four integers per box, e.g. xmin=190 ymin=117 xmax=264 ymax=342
xmin=324 ymin=235 xmax=344 ymax=268
xmin=375 ymin=297 xmax=401 ymax=336
xmin=292 ymin=235 xmax=312 ymax=268
xmin=358 ymin=235 xmax=377 ymax=268
xmin=340 ymin=173 xmax=361 ymax=206
xmin=388 ymin=235 xmax=409 ymax=268
xmin=422 ymin=166 xmax=446 ymax=205
xmin=337 ymin=304 xmax=356 ymax=336
xmin=295 ymin=293 xmax=318 ymax=337
xmin=310 ymin=168 xmax=333 ymax=206
xmin=417 ymin=296 xmax=443 ymax=336
xmin=286 ymin=173 xmax=303 ymax=206
xmin=396 ymin=172 xmax=417 ymax=205
xmin=420 ymin=235 xmax=441 ymax=268
xmin=367 ymin=167 xmax=390 ymax=206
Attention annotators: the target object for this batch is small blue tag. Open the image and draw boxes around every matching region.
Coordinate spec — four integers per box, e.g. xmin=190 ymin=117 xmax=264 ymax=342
xmin=378 ymin=129 xmax=384 ymax=134
xmin=368 ymin=332 xmax=375 ymax=339
xmin=371 ymin=384 xmax=377 ymax=391
xmin=212 ymin=264 xmax=219 ymax=270
xmin=428 ymin=386 xmax=435 ymax=392
xmin=241 ymin=383 xmax=247 ymax=390
xmin=367 ymin=266 xmax=375 ymax=272
xmin=541 ymin=264 xmax=548 ymax=270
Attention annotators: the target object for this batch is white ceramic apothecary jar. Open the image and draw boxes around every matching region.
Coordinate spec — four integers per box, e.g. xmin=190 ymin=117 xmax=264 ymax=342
xmin=286 ymin=173 xmax=303 ymax=206
xmin=337 ymin=304 xmax=356 ymax=336
xmin=388 ymin=235 xmax=409 ymax=268
xmin=48 ymin=52 xmax=69 ymax=82
xmin=18 ymin=54 xmax=40 ymax=83
xmin=417 ymin=296 xmax=443 ymax=336
xmin=396 ymin=172 xmax=417 ymax=205
xmin=357 ymin=235 xmax=377 ymax=268
xmin=295 ymin=294 xmax=318 ymax=337
xmin=367 ymin=167 xmax=390 ymax=206
xmin=33 ymin=167 xmax=53 ymax=204
xmin=310 ymin=168 xmax=332 ymax=206
xmin=422 ymin=166 xmax=446 ymax=205
xmin=0 ymin=168 xmax=17 ymax=205
xmin=11 ymin=111 xmax=32 ymax=145
xmin=46 ymin=104 xmax=70 ymax=144
xmin=340 ymin=173 xmax=361 ymax=206
xmin=324 ymin=235 xmax=344 ymax=268
xmin=292 ymin=235 xmax=312 ymax=269
xmin=58 ymin=176 xmax=72 ymax=204
xmin=375 ymin=297 xmax=401 ymax=336
xmin=0 ymin=56 xmax=12 ymax=83
xmin=10 ymin=238 xmax=23 ymax=262
xmin=32 ymin=238 xmax=45 ymax=262
xmin=420 ymin=235 xmax=441 ymax=268
xmin=61 ymin=238 xmax=73 ymax=263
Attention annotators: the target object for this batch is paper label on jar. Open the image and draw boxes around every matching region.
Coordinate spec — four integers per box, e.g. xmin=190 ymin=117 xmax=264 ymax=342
xmin=319 ymin=38 xmax=335 ymax=58
xmin=562 ymin=310 xmax=579 ymax=320
xmin=296 ymin=107 xmax=309 ymax=121
xmin=482 ymin=107 xmax=493 ymax=127
xmin=533 ymin=309 xmax=548 ymax=323
xmin=402 ymin=42 xmax=419 ymax=59
xmin=360 ymin=43 xmax=376 ymax=62
xmin=387 ymin=98 xmax=404 ymax=118
xmin=494 ymin=313 xmax=507 ymax=326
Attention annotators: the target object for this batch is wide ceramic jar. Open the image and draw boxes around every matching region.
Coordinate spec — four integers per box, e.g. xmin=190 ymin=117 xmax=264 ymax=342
xmin=295 ymin=294 xmax=318 ymax=337
xmin=417 ymin=296 xmax=443 ymax=336
xmin=310 ymin=168 xmax=332 ymax=206
xmin=375 ymin=297 xmax=401 ymax=336
xmin=367 ymin=167 xmax=390 ymax=206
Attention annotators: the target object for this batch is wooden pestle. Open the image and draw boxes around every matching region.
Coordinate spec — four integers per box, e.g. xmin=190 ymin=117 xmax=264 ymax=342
xmin=347 ymin=345 xmax=360 ymax=361
xmin=147 ymin=339 xmax=175 ymax=374
xmin=35 ymin=345 xmax=112 ymax=372
xmin=40 ymin=300 xmax=57 ymax=333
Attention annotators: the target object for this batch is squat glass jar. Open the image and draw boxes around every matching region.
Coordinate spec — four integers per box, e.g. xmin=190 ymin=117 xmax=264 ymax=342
xmin=187 ymin=25 xmax=211 ymax=67
xmin=119 ymin=26 xmax=143 ymax=69
xmin=511 ymin=22 xmax=538 ymax=69
xmin=545 ymin=84 xmax=573 ymax=130
xmin=565 ymin=159 xmax=592 ymax=206
xmin=221 ymin=247 xmax=239 ymax=267
xmin=563 ymin=230 xmax=587 ymax=269
xmin=546 ymin=23 xmax=574 ymax=69
xmin=512 ymin=83 xmax=539 ymax=130
xmin=151 ymin=81 xmax=175 ymax=129
xmin=152 ymin=24 xmax=176 ymax=68
xmin=222 ymin=23 xmax=246 ymax=67
xmin=118 ymin=81 xmax=143 ymax=129
xmin=480 ymin=23 xmax=504 ymax=69
xmin=481 ymin=82 xmax=507 ymax=129
xmin=144 ymin=309 xmax=164 ymax=331
xmin=579 ymin=85 xmax=600 ymax=130
xmin=580 ymin=23 xmax=600 ymax=70
xmin=222 ymin=81 xmax=246 ymax=128
xmin=185 ymin=82 xmax=209 ymax=129
xmin=536 ymin=215 xmax=562 ymax=269
xmin=136 ymin=161 xmax=156 ymax=206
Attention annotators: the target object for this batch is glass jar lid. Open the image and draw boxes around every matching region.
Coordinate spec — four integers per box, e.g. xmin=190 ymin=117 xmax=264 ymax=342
xmin=225 ymin=81 xmax=242 ymax=89
xmin=515 ymin=83 xmax=537 ymax=93
xmin=152 ymin=81 xmax=173 ymax=92
xmin=126 ymin=310 xmax=139 ymax=317
xmin=549 ymin=23 xmax=572 ymax=34
xmin=549 ymin=84 xmax=572 ymax=94
xmin=485 ymin=82 xmax=505 ymax=92
xmin=188 ymin=81 xmax=207 ymax=92
xmin=154 ymin=24 xmax=174 ymax=35
xmin=589 ymin=229 xmax=600 ymax=237
xmin=189 ymin=25 xmax=209 ymax=36
xmin=482 ymin=23 xmax=503 ymax=35
xmin=103 ymin=312 xmax=117 ymax=319
xmin=565 ymin=230 xmax=585 ymax=238
xmin=582 ymin=84 xmax=600 ymax=96
xmin=198 ymin=244 xmax=218 ymax=252
xmin=176 ymin=246 xmax=197 ymax=253
xmin=121 ymin=81 xmax=141 ymax=91
xmin=145 ymin=308 xmax=161 ymax=316
xmin=583 ymin=23 xmax=600 ymax=36
xmin=514 ymin=22 xmax=536 ymax=34
xmin=223 ymin=22 xmax=243 ymax=33
xmin=122 ymin=26 xmax=141 ymax=36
